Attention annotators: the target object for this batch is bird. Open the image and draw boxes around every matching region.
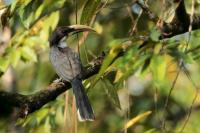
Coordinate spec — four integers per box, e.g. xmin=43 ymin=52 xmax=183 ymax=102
xmin=49 ymin=25 xmax=95 ymax=121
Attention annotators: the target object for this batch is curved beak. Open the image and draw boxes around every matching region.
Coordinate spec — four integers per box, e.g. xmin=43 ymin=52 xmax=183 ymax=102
xmin=62 ymin=25 xmax=96 ymax=35
xmin=49 ymin=25 xmax=96 ymax=47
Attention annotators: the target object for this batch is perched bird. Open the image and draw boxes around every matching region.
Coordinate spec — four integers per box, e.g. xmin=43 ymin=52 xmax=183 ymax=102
xmin=49 ymin=25 xmax=95 ymax=121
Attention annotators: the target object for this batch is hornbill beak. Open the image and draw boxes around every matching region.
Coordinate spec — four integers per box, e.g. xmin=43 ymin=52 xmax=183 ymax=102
xmin=60 ymin=25 xmax=96 ymax=36
xmin=49 ymin=25 xmax=96 ymax=46
xmin=68 ymin=25 xmax=96 ymax=35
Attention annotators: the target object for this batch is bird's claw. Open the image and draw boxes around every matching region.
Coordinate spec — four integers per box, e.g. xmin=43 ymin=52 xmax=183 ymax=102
xmin=53 ymin=78 xmax=63 ymax=83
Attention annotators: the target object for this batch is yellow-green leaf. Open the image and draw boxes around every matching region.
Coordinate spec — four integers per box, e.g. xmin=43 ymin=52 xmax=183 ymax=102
xmin=9 ymin=49 xmax=21 ymax=67
xmin=151 ymin=55 xmax=167 ymax=83
xmin=144 ymin=129 xmax=156 ymax=133
xmin=124 ymin=111 xmax=152 ymax=129
xmin=80 ymin=0 xmax=101 ymax=25
xmin=0 ymin=57 xmax=9 ymax=72
xmin=101 ymin=79 xmax=121 ymax=109
xmin=92 ymin=44 xmax=122 ymax=86
xmin=92 ymin=38 xmax=131 ymax=86
xmin=20 ymin=46 xmax=37 ymax=62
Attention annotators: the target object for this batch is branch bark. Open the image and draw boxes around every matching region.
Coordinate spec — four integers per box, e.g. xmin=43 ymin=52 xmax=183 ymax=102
xmin=137 ymin=0 xmax=200 ymax=39
xmin=160 ymin=0 xmax=200 ymax=39
xmin=0 ymin=55 xmax=104 ymax=118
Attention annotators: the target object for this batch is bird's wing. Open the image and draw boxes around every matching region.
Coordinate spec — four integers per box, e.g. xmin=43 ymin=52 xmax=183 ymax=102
xmin=50 ymin=47 xmax=82 ymax=81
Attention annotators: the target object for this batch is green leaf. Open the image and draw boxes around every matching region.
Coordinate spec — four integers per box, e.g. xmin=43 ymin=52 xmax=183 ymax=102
xmin=101 ymin=79 xmax=121 ymax=109
xmin=10 ymin=1 xmax=17 ymax=13
xmin=0 ymin=57 xmax=9 ymax=72
xmin=144 ymin=129 xmax=156 ymax=133
xmin=168 ymin=50 xmax=193 ymax=64
xmin=150 ymin=55 xmax=167 ymax=84
xmin=76 ymin=0 xmax=87 ymax=9
xmin=119 ymin=53 xmax=151 ymax=81
xmin=80 ymin=0 xmax=101 ymax=24
xmin=18 ymin=1 xmax=35 ymax=28
xmin=44 ymin=117 xmax=51 ymax=133
xmin=182 ymin=54 xmax=193 ymax=64
xmin=124 ymin=111 xmax=152 ymax=129
xmin=92 ymin=39 xmax=126 ymax=86
xmin=23 ymin=36 xmax=47 ymax=47
xmin=17 ymin=0 xmax=63 ymax=28
xmin=35 ymin=3 xmax=44 ymax=19
xmin=16 ymin=108 xmax=48 ymax=127
xmin=20 ymin=46 xmax=37 ymax=62
xmin=150 ymin=28 xmax=161 ymax=42
xmin=16 ymin=113 xmax=37 ymax=127
xmin=35 ymin=108 xmax=49 ymax=124
xmin=141 ymin=57 xmax=151 ymax=72
xmin=39 ymin=11 xmax=60 ymax=41
xmin=9 ymin=49 xmax=21 ymax=67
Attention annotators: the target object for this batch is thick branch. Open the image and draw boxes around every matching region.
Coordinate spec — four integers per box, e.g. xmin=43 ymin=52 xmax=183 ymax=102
xmin=137 ymin=0 xmax=200 ymax=39
xmin=0 ymin=55 xmax=104 ymax=118
xmin=160 ymin=0 xmax=200 ymax=39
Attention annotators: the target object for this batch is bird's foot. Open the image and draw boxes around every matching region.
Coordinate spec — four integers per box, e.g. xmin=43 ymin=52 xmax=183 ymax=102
xmin=53 ymin=78 xmax=63 ymax=83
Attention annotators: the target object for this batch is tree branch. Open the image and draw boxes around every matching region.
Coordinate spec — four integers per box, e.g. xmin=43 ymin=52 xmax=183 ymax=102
xmin=0 ymin=55 xmax=104 ymax=118
xmin=159 ymin=0 xmax=200 ymax=39
xmin=137 ymin=0 xmax=200 ymax=39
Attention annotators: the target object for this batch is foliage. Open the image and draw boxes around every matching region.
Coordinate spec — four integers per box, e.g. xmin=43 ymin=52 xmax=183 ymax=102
xmin=0 ymin=0 xmax=200 ymax=133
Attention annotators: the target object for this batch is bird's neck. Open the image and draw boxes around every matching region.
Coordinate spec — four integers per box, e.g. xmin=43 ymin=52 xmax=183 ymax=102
xmin=57 ymin=41 xmax=67 ymax=48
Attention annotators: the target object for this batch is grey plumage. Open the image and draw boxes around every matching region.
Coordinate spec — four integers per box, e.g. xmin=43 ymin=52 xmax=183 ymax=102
xmin=49 ymin=26 xmax=95 ymax=121
xmin=49 ymin=46 xmax=81 ymax=81
xmin=71 ymin=78 xmax=95 ymax=121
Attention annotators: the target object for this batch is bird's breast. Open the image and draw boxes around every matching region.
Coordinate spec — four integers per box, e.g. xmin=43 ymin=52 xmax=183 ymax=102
xmin=49 ymin=46 xmax=82 ymax=81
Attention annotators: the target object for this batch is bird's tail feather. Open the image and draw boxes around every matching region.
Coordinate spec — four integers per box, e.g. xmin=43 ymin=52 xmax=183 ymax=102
xmin=71 ymin=78 xmax=95 ymax=121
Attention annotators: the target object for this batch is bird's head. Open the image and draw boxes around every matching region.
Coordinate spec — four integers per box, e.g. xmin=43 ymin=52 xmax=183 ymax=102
xmin=49 ymin=25 xmax=95 ymax=47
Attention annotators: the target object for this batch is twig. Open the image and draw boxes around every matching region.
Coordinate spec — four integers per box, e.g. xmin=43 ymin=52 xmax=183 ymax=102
xmin=179 ymin=63 xmax=199 ymax=132
xmin=135 ymin=0 xmax=157 ymax=21
xmin=161 ymin=63 xmax=181 ymax=132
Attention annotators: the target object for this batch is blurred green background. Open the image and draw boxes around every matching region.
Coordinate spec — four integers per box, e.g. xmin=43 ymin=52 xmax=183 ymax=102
xmin=0 ymin=0 xmax=200 ymax=133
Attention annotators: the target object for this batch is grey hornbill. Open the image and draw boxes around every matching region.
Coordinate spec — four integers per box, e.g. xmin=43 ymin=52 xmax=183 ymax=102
xmin=49 ymin=25 xmax=95 ymax=121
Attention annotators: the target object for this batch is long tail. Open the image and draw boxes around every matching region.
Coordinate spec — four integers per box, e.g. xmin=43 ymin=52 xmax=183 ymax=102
xmin=71 ymin=78 xmax=95 ymax=121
